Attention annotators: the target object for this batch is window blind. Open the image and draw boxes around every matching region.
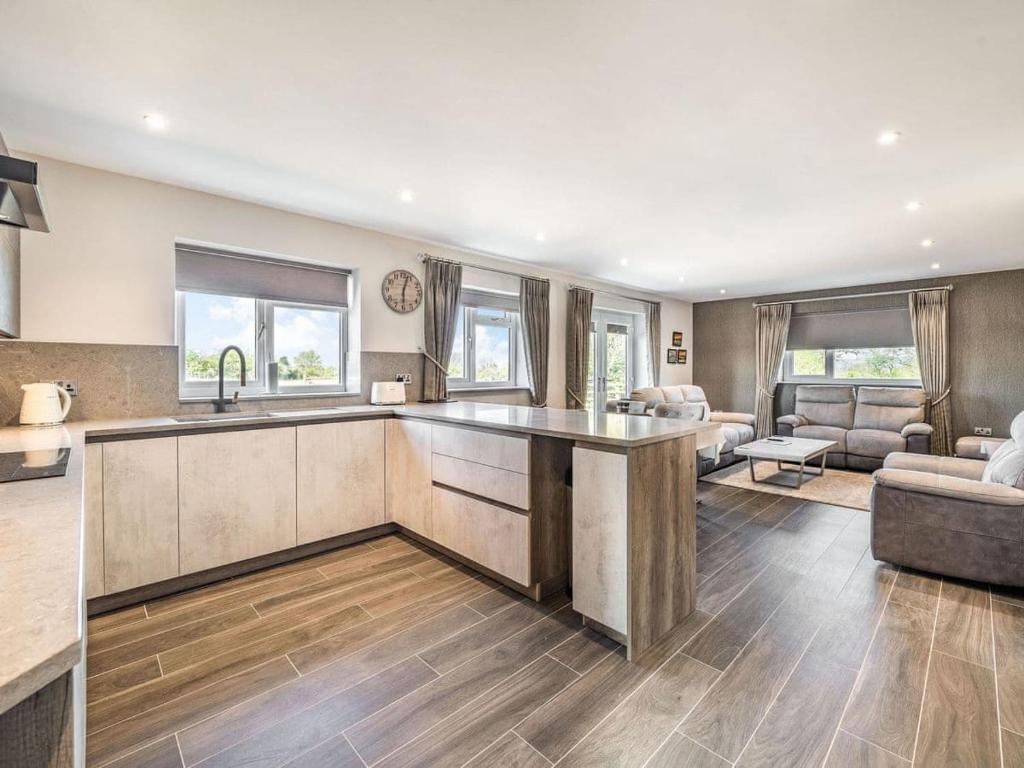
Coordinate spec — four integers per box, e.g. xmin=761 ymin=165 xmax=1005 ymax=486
xmin=460 ymin=288 xmax=519 ymax=313
xmin=175 ymin=244 xmax=350 ymax=307
xmin=787 ymin=307 xmax=914 ymax=350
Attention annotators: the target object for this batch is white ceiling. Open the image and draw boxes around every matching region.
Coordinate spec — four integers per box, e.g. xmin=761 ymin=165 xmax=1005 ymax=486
xmin=2 ymin=0 xmax=1022 ymax=301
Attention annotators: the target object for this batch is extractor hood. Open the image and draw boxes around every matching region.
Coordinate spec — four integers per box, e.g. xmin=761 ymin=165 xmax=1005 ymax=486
xmin=0 ymin=153 xmax=49 ymax=233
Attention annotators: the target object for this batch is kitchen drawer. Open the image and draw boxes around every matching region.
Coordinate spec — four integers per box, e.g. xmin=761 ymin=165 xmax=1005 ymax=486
xmin=432 ymin=453 xmax=530 ymax=509
xmin=431 ymin=486 xmax=530 ymax=586
xmin=430 ymin=423 xmax=529 ymax=474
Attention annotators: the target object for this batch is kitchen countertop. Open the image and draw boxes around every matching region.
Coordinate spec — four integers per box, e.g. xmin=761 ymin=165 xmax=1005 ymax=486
xmin=0 ymin=401 xmax=717 ymax=713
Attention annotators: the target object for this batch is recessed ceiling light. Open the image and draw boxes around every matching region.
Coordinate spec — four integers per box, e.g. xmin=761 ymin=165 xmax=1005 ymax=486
xmin=535 ymin=232 xmax=546 ymax=242
xmin=678 ymin=276 xmax=686 ymax=283
xmin=619 ymin=258 xmax=629 ymax=266
xmin=905 ymin=200 xmax=923 ymax=212
xmin=877 ymin=130 xmax=901 ymax=146
xmin=719 ymin=289 xmax=727 ymax=294
xmin=399 ymin=189 xmax=414 ymax=203
xmin=930 ymin=262 xmax=941 ymax=270
xmin=143 ymin=113 xmax=167 ymax=131
xmin=921 ymin=238 xmax=935 ymax=248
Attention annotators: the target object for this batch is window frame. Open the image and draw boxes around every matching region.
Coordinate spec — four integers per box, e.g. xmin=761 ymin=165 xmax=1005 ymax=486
xmin=447 ymin=304 xmax=521 ymax=390
xmin=176 ymin=290 xmax=348 ymax=399
xmin=782 ymin=347 xmax=922 ymax=386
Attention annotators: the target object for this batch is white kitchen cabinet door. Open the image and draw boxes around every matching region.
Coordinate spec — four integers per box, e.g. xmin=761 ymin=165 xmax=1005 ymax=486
xmin=385 ymin=419 xmax=432 ymax=537
xmin=178 ymin=427 xmax=297 ymax=574
xmin=296 ymin=419 xmax=386 ymax=544
xmin=102 ymin=437 xmax=180 ymax=594
xmin=83 ymin=443 xmax=105 ymax=598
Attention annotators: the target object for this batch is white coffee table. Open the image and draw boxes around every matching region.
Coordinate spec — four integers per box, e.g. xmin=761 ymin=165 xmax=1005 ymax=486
xmin=734 ymin=437 xmax=837 ymax=489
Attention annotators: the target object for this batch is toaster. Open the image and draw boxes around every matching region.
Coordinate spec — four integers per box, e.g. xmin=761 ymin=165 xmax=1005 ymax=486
xmin=371 ymin=381 xmax=406 ymax=405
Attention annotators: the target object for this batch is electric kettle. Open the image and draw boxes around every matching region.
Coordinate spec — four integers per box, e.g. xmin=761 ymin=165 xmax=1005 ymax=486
xmin=19 ymin=382 xmax=72 ymax=426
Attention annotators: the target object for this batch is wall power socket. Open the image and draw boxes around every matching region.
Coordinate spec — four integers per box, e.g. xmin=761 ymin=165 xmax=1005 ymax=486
xmin=974 ymin=427 xmax=993 ymax=436
xmin=395 ymin=373 xmax=412 ymax=384
xmin=50 ymin=379 xmax=79 ymax=397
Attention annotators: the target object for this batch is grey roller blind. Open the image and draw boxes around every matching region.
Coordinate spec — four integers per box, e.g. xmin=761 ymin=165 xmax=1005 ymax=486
xmin=787 ymin=307 xmax=914 ymax=350
xmin=460 ymin=288 xmax=519 ymax=313
xmin=175 ymin=244 xmax=349 ymax=306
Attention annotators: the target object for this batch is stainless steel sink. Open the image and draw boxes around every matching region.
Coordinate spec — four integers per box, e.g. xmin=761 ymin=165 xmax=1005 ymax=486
xmin=172 ymin=412 xmax=273 ymax=423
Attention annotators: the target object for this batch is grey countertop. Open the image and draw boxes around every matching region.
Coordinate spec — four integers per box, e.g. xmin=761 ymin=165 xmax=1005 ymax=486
xmin=0 ymin=401 xmax=717 ymax=713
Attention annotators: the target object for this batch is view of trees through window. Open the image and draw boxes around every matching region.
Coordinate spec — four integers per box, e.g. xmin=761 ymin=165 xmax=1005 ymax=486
xmin=789 ymin=347 xmax=920 ymax=381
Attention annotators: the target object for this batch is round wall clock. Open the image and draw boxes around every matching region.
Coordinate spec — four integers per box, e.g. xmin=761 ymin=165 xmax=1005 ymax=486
xmin=381 ymin=269 xmax=423 ymax=313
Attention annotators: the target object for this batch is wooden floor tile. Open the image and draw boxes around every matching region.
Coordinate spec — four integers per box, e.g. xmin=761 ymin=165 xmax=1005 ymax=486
xmin=464 ymin=731 xmax=551 ymax=768
xmin=1001 ymin=728 xmax=1024 ymax=766
xmin=933 ymin=581 xmax=993 ymax=668
xmin=646 ymin=732 xmax=731 ymax=768
xmin=735 ymin=651 xmax=857 ymax=767
xmin=840 ymin=600 xmax=936 ymax=760
xmin=914 ymin=651 xmax=1000 ymax=766
xmin=279 ymin=733 xmax=364 ymax=767
xmin=374 ymin=655 xmax=579 ymax=768
xmin=888 ymin=569 xmax=942 ymax=612
xmin=558 ymin=651 xmax=719 ymax=767
xmin=824 ymin=729 xmax=910 ymax=767
xmin=992 ymin=596 xmax=1024 ymax=734
xmin=547 ymin=628 xmax=619 ymax=675
xmin=88 ymin=604 xmax=148 ymax=636
xmin=87 ymin=656 xmax=163 ymax=703
xmin=102 ymin=735 xmax=184 ymax=768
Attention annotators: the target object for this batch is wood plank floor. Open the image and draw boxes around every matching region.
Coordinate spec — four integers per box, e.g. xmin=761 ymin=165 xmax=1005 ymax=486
xmin=85 ymin=483 xmax=1023 ymax=767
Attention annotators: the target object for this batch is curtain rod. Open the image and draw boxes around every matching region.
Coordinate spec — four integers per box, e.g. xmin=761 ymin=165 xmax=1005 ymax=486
xmin=569 ymin=284 xmax=659 ymax=307
xmin=419 ymin=253 xmax=549 ymax=283
xmin=751 ymin=285 xmax=953 ymax=308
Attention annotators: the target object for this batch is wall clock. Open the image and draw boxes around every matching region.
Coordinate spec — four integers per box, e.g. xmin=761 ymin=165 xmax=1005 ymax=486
xmin=381 ymin=269 xmax=423 ymax=313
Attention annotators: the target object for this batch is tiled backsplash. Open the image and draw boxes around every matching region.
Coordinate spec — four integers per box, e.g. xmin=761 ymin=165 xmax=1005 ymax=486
xmin=0 ymin=342 xmax=427 ymax=425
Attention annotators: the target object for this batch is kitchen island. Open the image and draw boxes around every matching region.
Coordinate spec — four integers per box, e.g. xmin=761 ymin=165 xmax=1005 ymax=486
xmin=0 ymin=402 xmax=719 ymax=766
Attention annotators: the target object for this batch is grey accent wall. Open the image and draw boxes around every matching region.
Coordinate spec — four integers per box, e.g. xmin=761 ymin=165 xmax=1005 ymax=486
xmin=0 ymin=225 xmax=19 ymax=339
xmin=0 ymin=343 xmax=531 ymax=426
xmin=693 ymin=268 xmax=1024 ymax=439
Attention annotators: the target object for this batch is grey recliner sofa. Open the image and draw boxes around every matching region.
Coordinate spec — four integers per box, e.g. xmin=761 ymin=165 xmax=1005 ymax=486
xmin=628 ymin=384 xmax=755 ymax=475
xmin=871 ymin=412 xmax=1024 ymax=586
xmin=776 ymin=385 xmax=932 ymax=470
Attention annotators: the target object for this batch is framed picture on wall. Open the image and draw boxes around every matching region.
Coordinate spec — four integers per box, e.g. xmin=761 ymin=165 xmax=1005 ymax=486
xmin=667 ymin=349 xmax=678 ymax=364
xmin=672 ymin=331 xmax=683 ymax=347
xmin=679 ymin=349 xmax=688 ymax=364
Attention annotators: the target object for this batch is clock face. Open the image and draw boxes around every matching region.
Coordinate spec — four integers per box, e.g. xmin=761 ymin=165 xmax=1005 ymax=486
xmin=381 ymin=269 xmax=423 ymax=313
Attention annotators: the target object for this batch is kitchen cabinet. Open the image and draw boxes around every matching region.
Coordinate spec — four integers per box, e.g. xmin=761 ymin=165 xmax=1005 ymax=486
xmin=102 ymin=437 xmax=179 ymax=593
xmin=83 ymin=443 xmax=104 ymax=599
xmin=296 ymin=419 xmax=386 ymax=544
xmin=385 ymin=419 xmax=432 ymax=537
xmin=178 ymin=427 xmax=297 ymax=574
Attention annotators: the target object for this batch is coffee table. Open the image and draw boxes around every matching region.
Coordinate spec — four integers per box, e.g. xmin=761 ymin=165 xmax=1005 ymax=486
xmin=734 ymin=437 xmax=837 ymax=489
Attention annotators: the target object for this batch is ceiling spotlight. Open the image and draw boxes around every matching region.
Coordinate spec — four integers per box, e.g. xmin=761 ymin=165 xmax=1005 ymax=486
xmin=535 ymin=232 xmax=546 ymax=242
xmin=719 ymin=289 xmax=727 ymax=294
xmin=921 ymin=238 xmax=935 ymax=248
xmin=877 ymin=130 xmax=901 ymax=146
xmin=678 ymin=276 xmax=686 ymax=283
xmin=399 ymin=189 xmax=414 ymax=203
xmin=905 ymin=200 xmax=923 ymax=212
xmin=931 ymin=262 xmax=941 ymax=270
xmin=142 ymin=113 xmax=168 ymax=131
xmin=619 ymin=258 xmax=629 ymax=266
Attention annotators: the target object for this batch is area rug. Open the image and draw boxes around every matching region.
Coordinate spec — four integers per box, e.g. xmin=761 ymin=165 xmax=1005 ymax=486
xmin=702 ymin=459 xmax=874 ymax=511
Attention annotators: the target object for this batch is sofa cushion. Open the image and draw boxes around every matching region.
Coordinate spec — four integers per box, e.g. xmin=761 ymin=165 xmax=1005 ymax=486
xmin=883 ymin=452 xmax=987 ymax=481
xmin=983 ymin=413 xmax=1024 ymax=489
xmin=630 ymin=387 xmax=665 ymax=409
xmin=847 ymin=428 xmax=905 ymax=459
xmin=720 ymin=422 xmax=755 ymax=453
xmin=663 ymin=386 xmax=687 ymax=404
xmin=653 ymin=403 xmax=704 ymax=422
xmin=854 ymin=387 xmax=926 ymax=432
xmin=794 ymin=385 xmax=856 ymax=429
xmin=875 ymin=468 xmax=1024 ymax=506
xmin=680 ymin=384 xmax=708 ymax=403
xmin=793 ymin=424 xmax=848 ymax=452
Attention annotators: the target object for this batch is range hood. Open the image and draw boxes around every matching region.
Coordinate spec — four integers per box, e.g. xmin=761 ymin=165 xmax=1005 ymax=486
xmin=0 ymin=153 xmax=49 ymax=233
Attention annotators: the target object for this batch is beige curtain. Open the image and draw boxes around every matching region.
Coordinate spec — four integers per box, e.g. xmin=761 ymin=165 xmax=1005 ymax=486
xmin=754 ymin=303 xmax=792 ymax=439
xmin=519 ymin=277 xmax=550 ymax=407
xmin=909 ymin=289 xmax=953 ymax=455
xmin=645 ymin=302 xmax=661 ymax=387
xmin=565 ymin=287 xmax=594 ymax=409
xmin=422 ymin=258 xmax=462 ymax=402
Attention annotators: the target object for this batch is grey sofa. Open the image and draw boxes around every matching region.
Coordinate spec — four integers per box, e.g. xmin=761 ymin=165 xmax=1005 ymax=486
xmin=628 ymin=384 xmax=755 ymax=475
xmin=776 ymin=385 xmax=932 ymax=470
xmin=871 ymin=412 xmax=1024 ymax=585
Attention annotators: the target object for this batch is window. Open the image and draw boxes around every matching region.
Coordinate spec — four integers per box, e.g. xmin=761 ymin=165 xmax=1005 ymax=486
xmin=447 ymin=291 xmax=520 ymax=389
xmin=175 ymin=244 xmax=349 ymax=398
xmin=784 ymin=347 xmax=920 ymax=384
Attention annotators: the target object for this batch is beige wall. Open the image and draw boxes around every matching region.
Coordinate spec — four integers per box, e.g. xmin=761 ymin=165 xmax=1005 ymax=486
xmin=693 ymin=269 xmax=1024 ymax=439
xmin=15 ymin=155 xmax=692 ymax=408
